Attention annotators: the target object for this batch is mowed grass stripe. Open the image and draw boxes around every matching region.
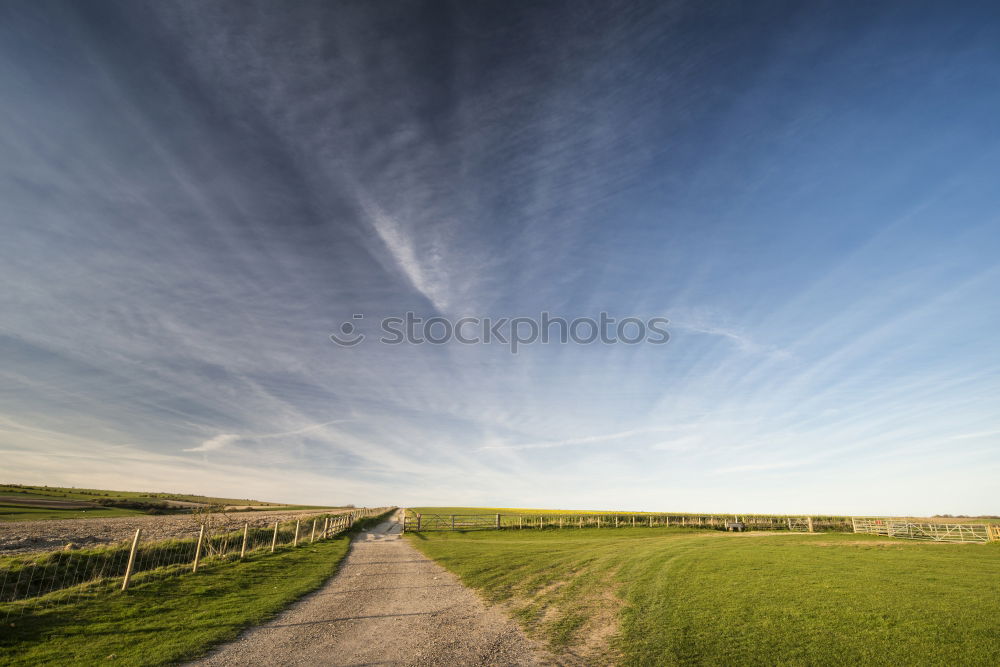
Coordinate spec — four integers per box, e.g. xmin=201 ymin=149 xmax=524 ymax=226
xmin=406 ymin=529 xmax=1000 ymax=665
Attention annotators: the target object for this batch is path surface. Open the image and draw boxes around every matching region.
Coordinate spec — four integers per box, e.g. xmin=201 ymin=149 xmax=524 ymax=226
xmin=193 ymin=512 xmax=541 ymax=666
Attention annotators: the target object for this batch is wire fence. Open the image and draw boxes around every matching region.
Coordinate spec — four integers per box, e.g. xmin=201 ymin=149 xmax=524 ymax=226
xmin=0 ymin=506 xmax=394 ymax=620
xmin=402 ymin=511 xmax=854 ymax=533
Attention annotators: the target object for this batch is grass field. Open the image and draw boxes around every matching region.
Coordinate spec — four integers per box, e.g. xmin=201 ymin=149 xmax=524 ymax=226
xmin=0 ymin=504 xmax=152 ymax=522
xmin=407 ymin=527 xmax=1000 ymax=665
xmin=0 ymin=483 xmax=341 ymax=521
xmin=0 ymin=513 xmax=388 ymax=666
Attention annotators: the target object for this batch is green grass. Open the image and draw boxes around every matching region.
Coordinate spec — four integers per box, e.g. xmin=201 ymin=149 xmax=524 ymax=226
xmin=1 ymin=512 xmax=390 ymax=666
xmin=407 ymin=528 xmax=1000 ymax=665
xmin=0 ymin=504 xmax=149 ymax=522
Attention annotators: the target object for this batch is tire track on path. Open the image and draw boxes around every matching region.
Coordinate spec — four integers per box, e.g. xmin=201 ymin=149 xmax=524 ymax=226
xmin=193 ymin=510 xmax=541 ymax=666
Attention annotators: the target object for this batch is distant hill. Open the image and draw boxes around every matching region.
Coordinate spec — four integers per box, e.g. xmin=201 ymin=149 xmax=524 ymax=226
xmin=0 ymin=483 xmax=340 ymax=521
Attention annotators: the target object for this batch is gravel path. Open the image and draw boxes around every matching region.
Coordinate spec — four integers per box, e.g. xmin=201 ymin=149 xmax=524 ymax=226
xmin=193 ymin=511 xmax=542 ymax=666
xmin=0 ymin=508 xmax=357 ymax=554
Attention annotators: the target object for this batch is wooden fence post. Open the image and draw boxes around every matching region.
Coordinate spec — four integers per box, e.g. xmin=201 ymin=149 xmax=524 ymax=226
xmin=519 ymin=515 xmax=523 ymax=529
xmin=416 ymin=513 xmax=422 ymax=531
xmin=311 ymin=519 xmax=317 ymax=543
xmin=807 ymin=517 xmax=814 ymax=533
xmin=451 ymin=515 xmax=456 ymax=531
xmin=121 ymin=528 xmax=142 ymax=591
xmin=496 ymin=513 xmax=501 ymax=530
xmin=579 ymin=516 xmax=583 ymax=528
xmin=538 ymin=515 xmax=543 ymax=529
xmin=294 ymin=520 xmax=301 ymax=546
xmin=271 ymin=521 xmax=279 ymax=552
xmin=648 ymin=515 xmax=652 ymax=527
xmin=193 ymin=524 xmax=205 ymax=573
xmin=851 ymin=517 xmax=857 ymax=534
xmin=632 ymin=515 xmax=636 ymax=527
xmin=559 ymin=517 xmax=563 ymax=529
xmin=240 ymin=522 xmax=249 ymax=559
xmin=323 ymin=517 xmax=330 ymax=538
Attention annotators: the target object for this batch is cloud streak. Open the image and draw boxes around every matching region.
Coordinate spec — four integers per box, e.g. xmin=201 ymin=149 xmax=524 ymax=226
xmin=1 ymin=2 xmax=998 ymax=514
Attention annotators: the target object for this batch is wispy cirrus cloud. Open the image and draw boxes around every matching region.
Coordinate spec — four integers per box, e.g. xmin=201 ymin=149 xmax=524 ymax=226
xmin=184 ymin=419 xmax=352 ymax=453
xmin=1 ymin=2 xmax=999 ymax=514
xmin=358 ymin=193 xmax=452 ymax=314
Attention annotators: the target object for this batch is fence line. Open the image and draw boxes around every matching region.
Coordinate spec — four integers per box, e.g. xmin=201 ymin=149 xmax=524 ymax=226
xmin=403 ymin=512 xmax=999 ymax=543
xmin=0 ymin=506 xmax=394 ymax=620
xmin=401 ymin=512 xmax=850 ymax=533
xmin=851 ymin=517 xmax=997 ymax=543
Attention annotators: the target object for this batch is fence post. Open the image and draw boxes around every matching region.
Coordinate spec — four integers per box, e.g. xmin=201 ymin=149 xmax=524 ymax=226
xmin=851 ymin=517 xmax=857 ymax=533
xmin=451 ymin=515 xmax=455 ymax=531
xmin=416 ymin=513 xmax=421 ymax=531
xmin=559 ymin=516 xmax=564 ymax=529
xmin=807 ymin=517 xmax=814 ymax=533
xmin=240 ymin=522 xmax=249 ymax=559
xmin=323 ymin=517 xmax=329 ymax=538
xmin=271 ymin=521 xmax=279 ymax=552
xmin=193 ymin=524 xmax=205 ymax=573
xmin=579 ymin=516 xmax=583 ymax=528
xmin=496 ymin=513 xmax=501 ymax=530
xmin=121 ymin=528 xmax=142 ymax=591
xmin=294 ymin=520 xmax=301 ymax=546
xmin=519 ymin=515 xmax=523 ymax=529
xmin=538 ymin=515 xmax=543 ymax=529
xmin=310 ymin=520 xmax=317 ymax=543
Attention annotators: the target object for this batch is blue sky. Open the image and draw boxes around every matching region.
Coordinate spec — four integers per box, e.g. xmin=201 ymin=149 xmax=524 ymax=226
xmin=2 ymin=1 xmax=998 ymax=514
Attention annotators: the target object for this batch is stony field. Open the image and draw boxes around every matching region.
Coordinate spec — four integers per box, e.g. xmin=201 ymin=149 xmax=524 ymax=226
xmin=0 ymin=508 xmax=353 ymax=554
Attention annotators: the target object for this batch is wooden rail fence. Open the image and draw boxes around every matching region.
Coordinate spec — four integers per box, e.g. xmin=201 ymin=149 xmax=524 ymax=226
xmin=403 ymin=513 xmax=998 ymax=542
xmin=401 ymin=512 xmax=847 ymax=533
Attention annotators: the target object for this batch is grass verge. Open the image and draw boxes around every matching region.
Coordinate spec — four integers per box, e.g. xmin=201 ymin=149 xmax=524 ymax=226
xmin=1 ymin=513 xmax=390 ymax=666
xmin=407 ymin=528 xmax=1000 ymax=665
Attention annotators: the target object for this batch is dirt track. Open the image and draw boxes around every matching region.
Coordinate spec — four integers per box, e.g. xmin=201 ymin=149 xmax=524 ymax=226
xmin=0 ymin=508 xmax=354 ymax=554
xmin=193 ymin=511 xmax=542 ymax=667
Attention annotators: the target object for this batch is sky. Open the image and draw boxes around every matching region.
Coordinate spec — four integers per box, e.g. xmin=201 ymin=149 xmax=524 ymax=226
xmin=2 ymin=1 xmax=999 ymax=515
